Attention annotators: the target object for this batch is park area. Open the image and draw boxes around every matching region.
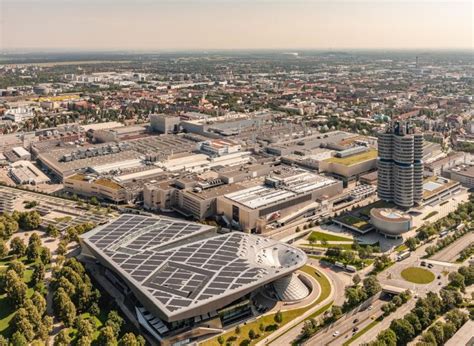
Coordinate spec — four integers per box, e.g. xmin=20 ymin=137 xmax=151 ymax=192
xmin=401 ymin=267 xmax=435 ymax=284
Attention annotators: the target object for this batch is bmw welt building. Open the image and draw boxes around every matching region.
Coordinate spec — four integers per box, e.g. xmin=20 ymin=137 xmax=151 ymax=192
xmin=79 ymin=214 xmax=308 ymax=345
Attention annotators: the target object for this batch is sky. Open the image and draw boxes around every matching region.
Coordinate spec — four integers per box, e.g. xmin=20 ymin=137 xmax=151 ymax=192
xmin=1 ymin=0 xmax=472 ymax=51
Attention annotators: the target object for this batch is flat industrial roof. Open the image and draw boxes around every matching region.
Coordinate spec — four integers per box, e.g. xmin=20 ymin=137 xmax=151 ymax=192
xmin=224 ymin=172 xmax=336 ymax=209
xmin=80 ymin=214 xmax=306 ymax=321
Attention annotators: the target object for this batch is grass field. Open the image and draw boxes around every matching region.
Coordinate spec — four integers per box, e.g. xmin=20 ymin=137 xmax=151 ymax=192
xmin=308 ymin=231 xmax=352 ymax=242
xmin=401 ymin=267 xmax=435 ymax=284
xmin=303 ymin=243 xmax=354 ymax=250
xmin=200 ymin=265 xmax=332 ymax=346
xmin=395 ymin=244 xmax=408 ymax=253
xmin=324 ymin=149 xmax=378 ymax=166
xmin=423 ymin=211 xmax=439 ymax=220
xmin=337 ymin=215 xmax=372 ymax=231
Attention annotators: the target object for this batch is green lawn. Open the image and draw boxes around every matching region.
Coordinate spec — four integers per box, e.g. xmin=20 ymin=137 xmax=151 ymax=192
xmin=200 ymin=265 xmax=332 ymax=346
xmin=324 ymin=149 xmax=378 ymax=166
xmin=423 ymin=211 xmax=439 ymax=220
xmin=303 ymin=243 xmax=354 ymax=250
xmin=308 ymin=231 xmax=352 ymax=242
xmin=337 ymin=215 xmax=372 ymax=231
xmin=395 ymin=244 xmax=408 ymax=253
xmin=401 ymin=267 xmax=435 ymax=284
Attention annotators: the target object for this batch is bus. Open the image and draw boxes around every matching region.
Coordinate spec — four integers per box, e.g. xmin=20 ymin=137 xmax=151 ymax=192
xmin=397 ymin=251 xmax=411 ymax=261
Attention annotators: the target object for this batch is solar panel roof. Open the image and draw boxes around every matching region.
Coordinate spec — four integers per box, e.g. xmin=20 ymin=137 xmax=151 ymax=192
xmin=81 ymin=214 xmax=307 ymax=321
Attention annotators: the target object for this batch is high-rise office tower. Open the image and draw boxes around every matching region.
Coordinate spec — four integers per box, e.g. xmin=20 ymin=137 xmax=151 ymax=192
xmin=377 ymin=120 xmax=423 ymax=208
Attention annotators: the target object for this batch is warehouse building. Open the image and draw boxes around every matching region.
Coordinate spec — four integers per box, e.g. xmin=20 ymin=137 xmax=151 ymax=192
xmin=217 ymin=170 xmax=342 ymax=232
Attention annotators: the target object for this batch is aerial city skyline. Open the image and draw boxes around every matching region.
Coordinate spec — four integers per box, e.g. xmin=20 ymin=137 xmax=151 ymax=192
xmin=0 ymin=1 xmax=472 ymax=346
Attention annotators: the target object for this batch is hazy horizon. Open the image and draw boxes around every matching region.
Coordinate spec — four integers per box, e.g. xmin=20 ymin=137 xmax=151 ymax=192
xmin=1 ymin=0 xmax=473 ymax=51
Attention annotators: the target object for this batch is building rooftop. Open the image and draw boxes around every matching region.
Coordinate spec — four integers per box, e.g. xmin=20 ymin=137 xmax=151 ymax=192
xmin=80 ymin=214 xmax=306 ymax=322
xmin=324 ymin=148 xmax=378 ymax=166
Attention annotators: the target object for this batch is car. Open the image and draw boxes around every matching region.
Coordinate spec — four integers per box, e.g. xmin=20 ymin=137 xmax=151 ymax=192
xmin=428 ymin=263 xmax=434 ymax=268
xmin=353 ymin=327 xmax=359 ymax=333
xmin=333 ymin=331 xmax=340 ymax=337
xmin=437 ymin=275 xmax=441 ymax=279
xmin=438 ymin=282 xmax=442 ymax=285
xmin=368 ymin=305 xmax=373 ymax=310
xmin=421 ymin=261 xmax=426 ymax=267
xmin=353 ymin=318 xmax=359 ymax=323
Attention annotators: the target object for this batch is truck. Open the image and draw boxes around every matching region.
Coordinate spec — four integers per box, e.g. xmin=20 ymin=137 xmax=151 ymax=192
xmin=397 ymin=251 xmax=411 ymax=261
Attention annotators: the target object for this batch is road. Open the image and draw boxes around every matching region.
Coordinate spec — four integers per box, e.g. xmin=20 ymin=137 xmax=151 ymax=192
xmin=266 ymin=259 xmax=348 ymax=346
xmin=354 ymin=243 xmax=458 ymax=345
xmin=318 ymin=298 xmax=384 ymax=346
xmin=305 ymin=240 xmax=461 ymax=346
xmin=431 ymin=232 xmax=474 ymax=263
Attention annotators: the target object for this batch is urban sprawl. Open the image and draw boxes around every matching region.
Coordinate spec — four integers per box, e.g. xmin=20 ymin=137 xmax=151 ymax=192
xmin=0 ymin=51 xmax=472 ymax=346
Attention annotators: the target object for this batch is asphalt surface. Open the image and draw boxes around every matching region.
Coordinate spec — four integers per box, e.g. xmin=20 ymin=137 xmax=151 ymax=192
xmin=318 ymin=299 xmax=384 ymax=346
xmin=431 ymin=232 xmax=474 ymax=263
xmin=306 ymin=240 xmax=463 ymax=346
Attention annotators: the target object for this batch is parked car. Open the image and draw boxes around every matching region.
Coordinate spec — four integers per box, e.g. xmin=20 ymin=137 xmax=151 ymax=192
xmin=333 ymin=331 xmax=340 ymax=337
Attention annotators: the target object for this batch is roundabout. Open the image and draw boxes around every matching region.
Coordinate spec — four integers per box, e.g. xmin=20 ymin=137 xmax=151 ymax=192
xmin=400 ymin=267 xmax=435 ymax=284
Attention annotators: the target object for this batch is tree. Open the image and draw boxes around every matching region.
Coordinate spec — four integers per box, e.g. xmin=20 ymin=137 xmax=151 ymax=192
xmin=76 ymin=335 xmax=92 ymax=346
xmin=118 ymin=333 xmax=145 ymax=346
xmin=458 ymin=265 xmax=474 ymax=286
xmin=76 ymin=316 xmax=96 ymax=339
xmin=331 ymin=306 xmax=343 ymax=320
xmin=405 ymin=237 xmax=418 ymax=251
xmin=18 ymin=211 xmax=41 ymax=230
xmin=217 ymin=335 xmax=225 ymax=345
xmin=46 ymin=224 xmax=59 ymax=238
xmin=429 ymin=321 xmax=445 ymax=345
xmin=0 ymin=336 xmax=8 ymax=346
xmin=31 ymin=291 xmax=47 ymax=316
xmin=10 ymin=331 xmax=28 ymax=346
xmin=404 ymin=312 xmax=422 ymax=334
xmin=376 ymin=329 xmax=397 ymax=346
xmin=248 ymin=329 xmax=256 ymax=339
xmin=31 ymin=262 xmax=45 ymax=286
xmin=105 ymin=310 xmax=124 ymax=337
xmin=5 ymin=270 xmax=27 ymax=307
xmin=98 ymin=325 xmax=117 ymax=345
xmin=57 ymin=241 xmax=67 ymax=256
xmin=0 ymin=240 xmax=8 ymax=259
xmin=13 ymin=308 xmax=35 ymax=342
xmin=274 ymin=311 xmax=283 ymax=324
xmin=352 ymin=273 xmax=361 ymax=286
xmin=448 ymin=272 xmax=465 ymax=291
xmin=363 ymin=276 xmax=381 ymax=297
xmin=392 ymin=295 xmax=402 ymax=307
xmin=445 ymin=309 xmax=468 ymax=329
xmin=39 ymin=247 xmax=51 ymax=265
xmin=54 ymin=288 xmax=76 ymax=327
xmin=440 ymin=289 xmax=463 ymax=311
xmin=390 ymin=319 xmax=415 ymax=345
xmin=8 ymin=260 xmax=25 ymax=277
xmin=442 ymin=322 xmax=457 ymax=341
xmin=54 ymin=329 xmax=72 ymax=346
xmin=235 ymin=326 xmax=241 ymax=335
xmin=90 ymin=197 xmax=99 ymax=206
xmin=10 ymin=236 xmax=26 ymax=257
xmin=421 ymin=331 xmax=437 ymax=344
